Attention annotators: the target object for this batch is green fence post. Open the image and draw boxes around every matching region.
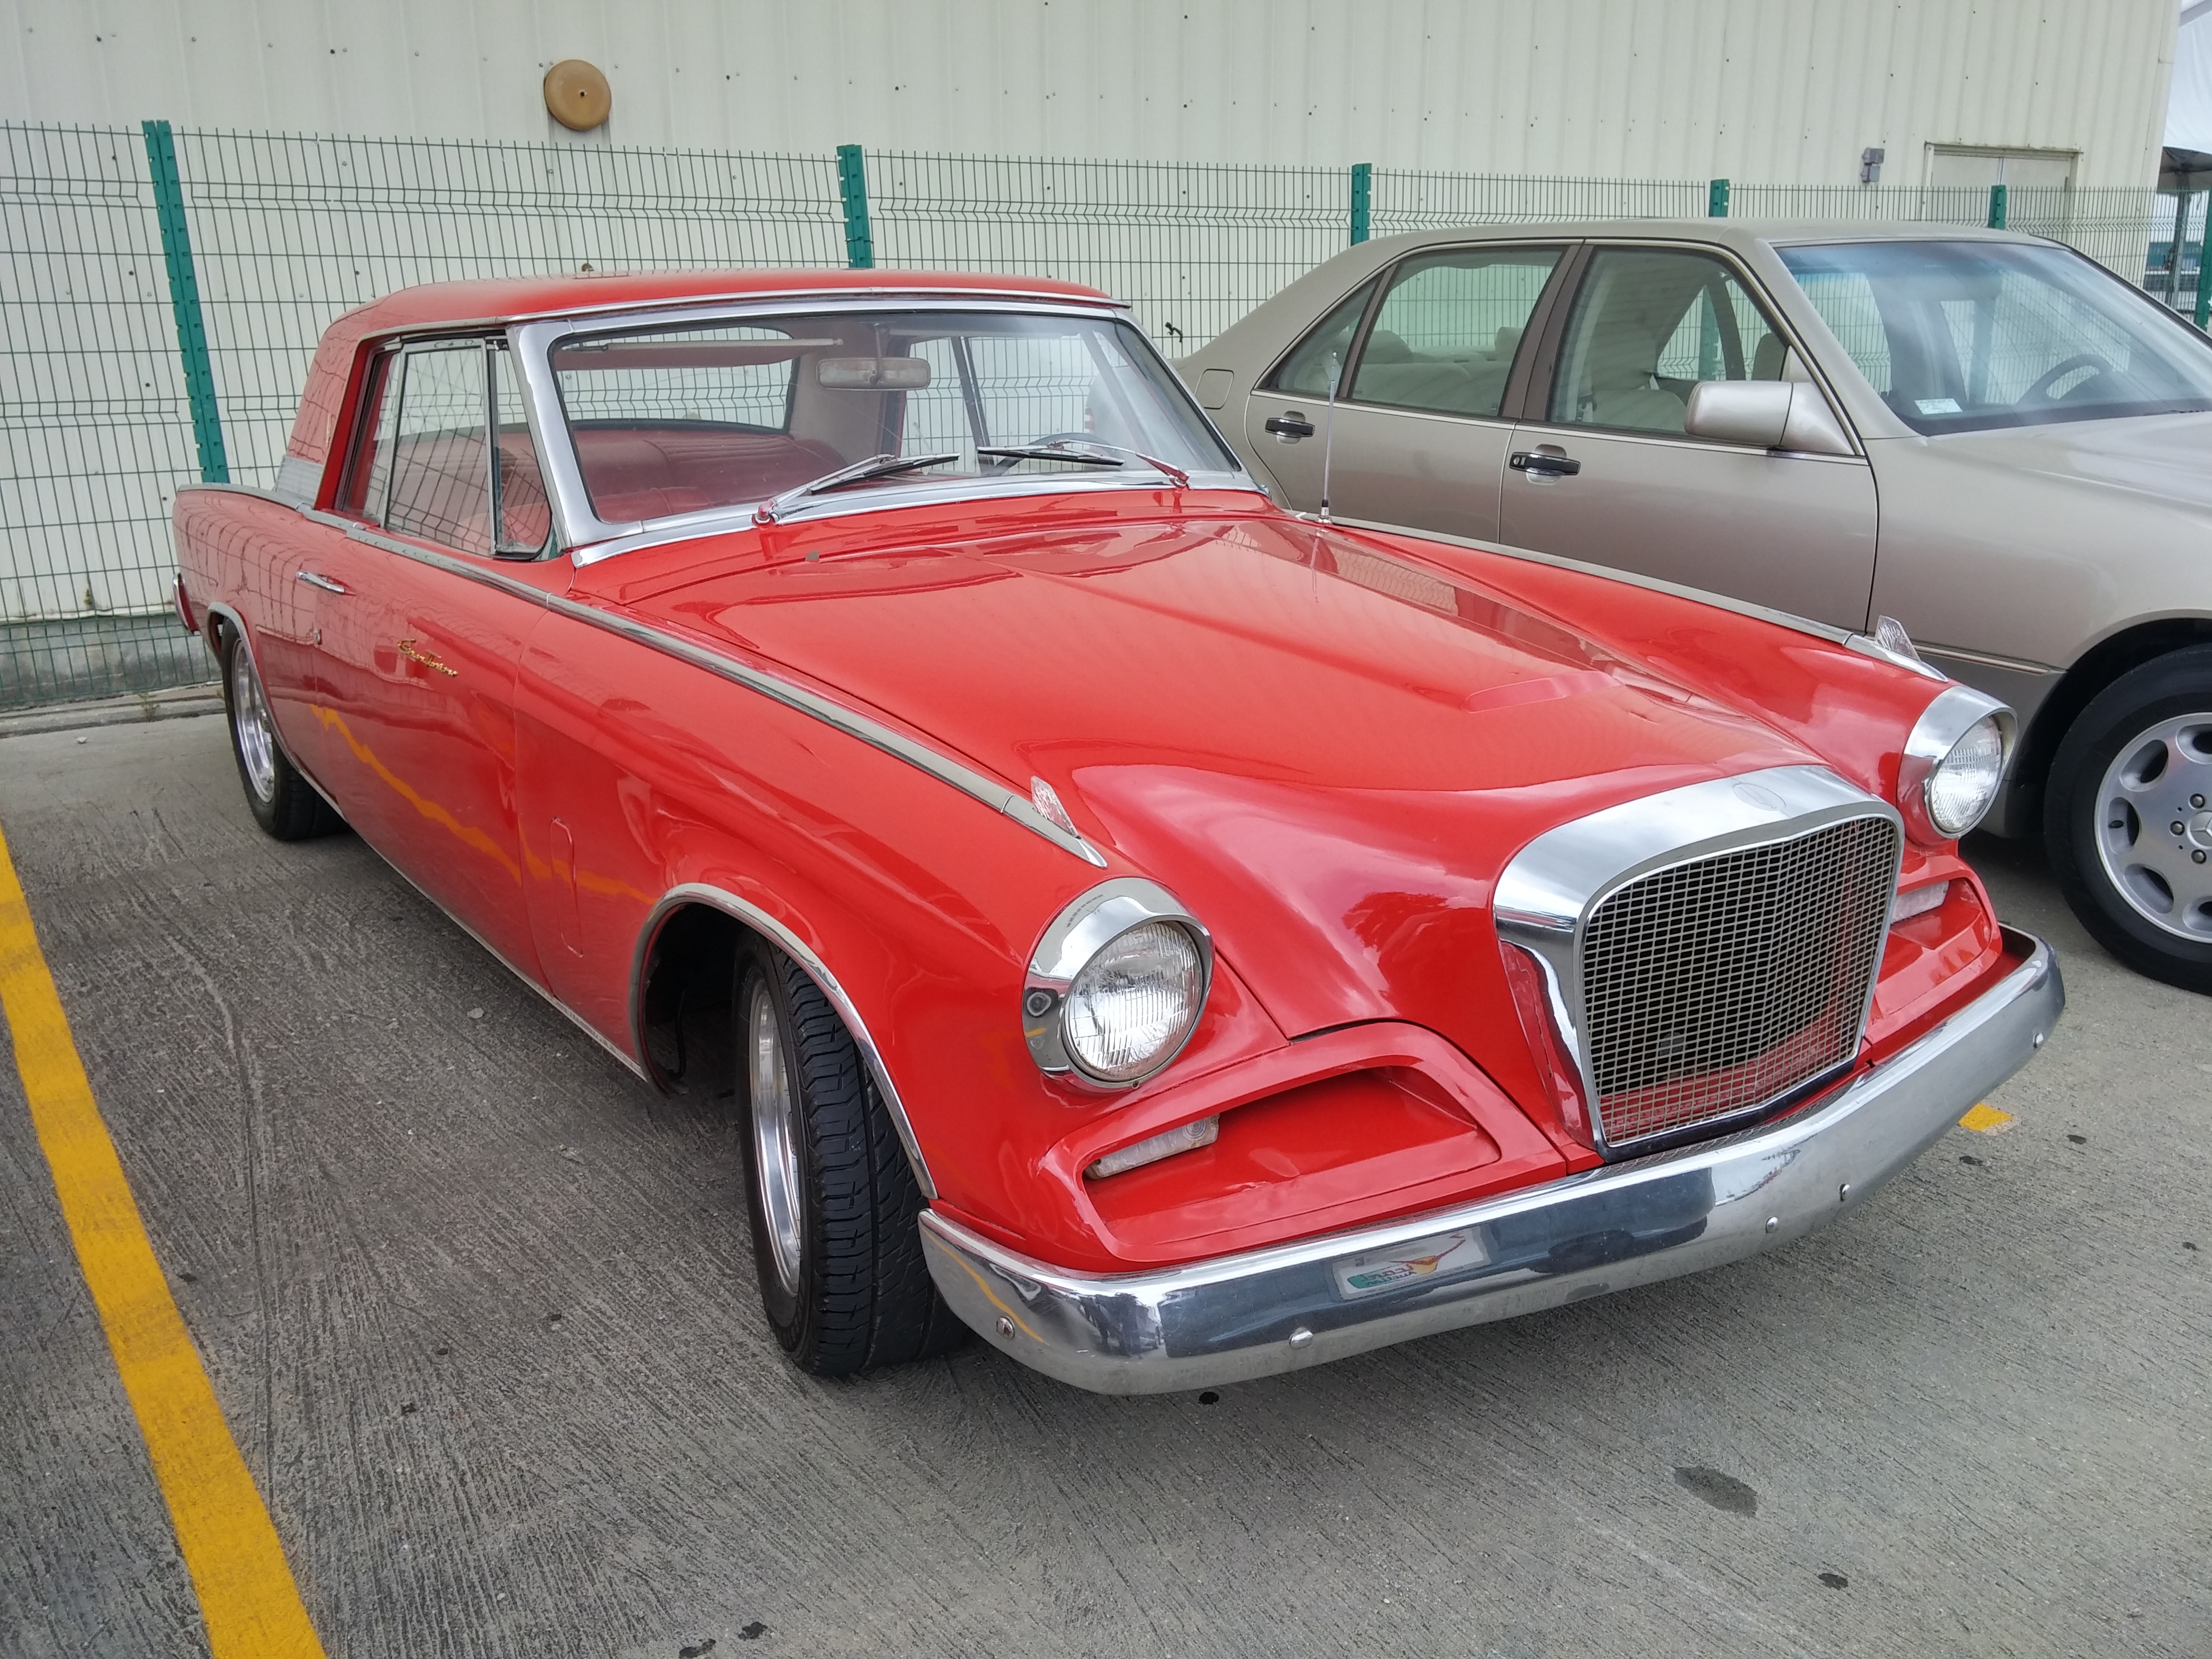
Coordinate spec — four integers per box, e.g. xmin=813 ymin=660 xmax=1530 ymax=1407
xmin=835 ymin=144 xmax=874 ymax=270
xmin=1987 ymin=183 xmax=2007 ymax=229
xmin=2194 ymin=191 xmax=2212 ymax=330
xmin=140 ymin=119 xmax=228 ymax=484
xmin=1350 ymin=162 xmax=1372 ymax=245
xmin=1707 ymin=178 xmax=1729 ymax=217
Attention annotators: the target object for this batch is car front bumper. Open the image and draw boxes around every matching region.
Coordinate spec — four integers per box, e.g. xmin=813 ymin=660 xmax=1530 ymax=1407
xmin=920 ymin=927 xmax=2063 ymax=1394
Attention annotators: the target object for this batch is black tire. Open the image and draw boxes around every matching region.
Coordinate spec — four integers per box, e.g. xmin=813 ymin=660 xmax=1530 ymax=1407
xmin=221 ymin=628 xmax=343 ymax=842
xmin=733 ymin=937 xmax=965 ymax=1374
xmin=2045 ymin=644 xmax=2212 ymax=994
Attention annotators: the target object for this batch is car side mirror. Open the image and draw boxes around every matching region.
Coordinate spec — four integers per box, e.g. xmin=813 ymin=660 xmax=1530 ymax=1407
xmin=1685 ymin=380 xmax=1856 ymax=456
xmin=1683 ymin=380 xmax=1793 ymax=448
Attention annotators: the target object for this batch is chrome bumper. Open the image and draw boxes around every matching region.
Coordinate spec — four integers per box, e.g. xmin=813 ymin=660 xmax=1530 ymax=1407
xmin=921 ymin=928 xmax=2062 ymax=1394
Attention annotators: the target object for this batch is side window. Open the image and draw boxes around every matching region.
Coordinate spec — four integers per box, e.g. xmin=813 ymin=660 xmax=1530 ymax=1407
xmin=1549 ymin=248 xmax=1787 ymax=435
xmin=492 ymin=346 xmax=551 ymax=554
xmin=339 ymin=349 xmax=400 ymax=518
xmin=1265 ymin=278 xmax=1376 ymax=397
xmin=1348 ymin=248 xmax=1563 ymax=418
xmin=384 ymin=343 xmax=492 ymax=555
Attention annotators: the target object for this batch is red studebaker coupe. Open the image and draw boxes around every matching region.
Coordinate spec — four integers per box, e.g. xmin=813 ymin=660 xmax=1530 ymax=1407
xmin=172 ymin=271 xmax=2062 ymax=1393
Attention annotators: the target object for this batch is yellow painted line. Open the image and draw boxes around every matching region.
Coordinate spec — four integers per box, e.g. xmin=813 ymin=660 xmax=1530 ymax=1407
xmin=1959 ymin=1102 xmax=2016 ymax=1134
xmin=0 ymin=816 xmax=326 ymax=1658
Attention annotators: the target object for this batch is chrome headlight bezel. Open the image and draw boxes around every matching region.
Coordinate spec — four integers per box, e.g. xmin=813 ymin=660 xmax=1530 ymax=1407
xmin=1899 ymin=684 xmax=2015 ymax=844
xmin=1024 ymin=879 xmax=1213 ymax=1090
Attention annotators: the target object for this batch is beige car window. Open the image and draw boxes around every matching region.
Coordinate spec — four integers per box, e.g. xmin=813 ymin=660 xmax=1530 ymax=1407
xmin=1350 ymin=248 xmax=1561 ymax=417
xmin=1550 ymin=249 xmax=1785 ymax=434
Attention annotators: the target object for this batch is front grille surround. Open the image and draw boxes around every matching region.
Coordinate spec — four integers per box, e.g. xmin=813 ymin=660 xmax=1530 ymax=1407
xmin=1494 ymin=767 xmax=1904 ymax=1160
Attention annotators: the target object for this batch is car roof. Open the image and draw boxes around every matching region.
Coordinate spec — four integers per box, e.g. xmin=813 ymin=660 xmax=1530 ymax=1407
xmin=1354 ymin=219 xmax=2051 ymax=255
xmin=284 ymin=269 xmax=1120 ymax=476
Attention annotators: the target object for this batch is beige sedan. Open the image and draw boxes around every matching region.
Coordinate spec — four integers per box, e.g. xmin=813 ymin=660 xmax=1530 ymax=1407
xmin=1180 ymin=220 xmax=2212 ymax=993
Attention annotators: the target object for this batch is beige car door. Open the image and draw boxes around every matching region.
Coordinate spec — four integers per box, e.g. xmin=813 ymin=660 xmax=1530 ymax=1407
xmin=1498 ymin=244 xmax=1878 ymax=631
xmin=1244 ymin=245 xmax=1565 ymax=540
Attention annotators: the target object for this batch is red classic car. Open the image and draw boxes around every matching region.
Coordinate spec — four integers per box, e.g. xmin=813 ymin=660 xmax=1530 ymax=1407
xmin=171 ymin=270 xmax=2062 ymax=1393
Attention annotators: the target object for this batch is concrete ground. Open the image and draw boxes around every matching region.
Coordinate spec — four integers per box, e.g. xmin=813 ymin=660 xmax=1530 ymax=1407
xmin=2 ymin=714 xmax=2205 ymax=1659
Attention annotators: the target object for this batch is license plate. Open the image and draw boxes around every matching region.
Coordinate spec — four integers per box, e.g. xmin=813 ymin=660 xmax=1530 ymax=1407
xmin=1331 ymin=1228 xmax=1488 ymax=1300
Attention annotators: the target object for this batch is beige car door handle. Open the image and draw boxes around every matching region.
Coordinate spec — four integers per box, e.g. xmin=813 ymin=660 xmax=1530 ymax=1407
xmin=296 ymin=569 xmax=349 ymax=595
xmin=1509 ymin=450 xmax=1582 ymax=477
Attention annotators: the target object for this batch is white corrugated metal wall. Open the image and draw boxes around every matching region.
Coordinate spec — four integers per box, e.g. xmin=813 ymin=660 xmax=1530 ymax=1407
xmin=0 ymin=0 xmax=2177 ymax=187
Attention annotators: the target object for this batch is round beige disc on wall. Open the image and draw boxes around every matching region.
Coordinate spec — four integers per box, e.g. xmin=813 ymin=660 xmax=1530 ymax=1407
xmin=544 ymin=60 xmax=611 ymax=131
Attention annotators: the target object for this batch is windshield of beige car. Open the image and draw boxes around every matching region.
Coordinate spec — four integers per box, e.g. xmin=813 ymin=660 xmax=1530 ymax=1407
xmin=1778 ymin=240 xmax=2212 ymax=434
xmin=547 ymin=308 xmax=1243 ymax=525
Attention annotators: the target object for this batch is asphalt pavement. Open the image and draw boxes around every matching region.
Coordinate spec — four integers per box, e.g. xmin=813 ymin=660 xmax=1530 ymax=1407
xmin=2 ymin=713 xmax=2206 ymax=1658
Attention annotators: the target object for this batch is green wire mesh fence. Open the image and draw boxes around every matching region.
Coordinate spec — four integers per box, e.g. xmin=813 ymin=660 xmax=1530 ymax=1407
xmin=0 ymin=121 xmax=2194 ymax=708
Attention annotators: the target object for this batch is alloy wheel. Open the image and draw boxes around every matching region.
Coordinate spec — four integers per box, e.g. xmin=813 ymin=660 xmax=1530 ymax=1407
xmin=229 ymin=642 xmax=279 ymax=803
xmin=2093 ymin=712 xmax=2212 ymax=941
xmin=746 ymin=979 xmax=806 ymax=1298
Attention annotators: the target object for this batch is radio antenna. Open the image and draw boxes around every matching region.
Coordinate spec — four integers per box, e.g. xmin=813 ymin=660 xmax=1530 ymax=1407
xmin=1320 ymin=350 xmax=1341 ymax=524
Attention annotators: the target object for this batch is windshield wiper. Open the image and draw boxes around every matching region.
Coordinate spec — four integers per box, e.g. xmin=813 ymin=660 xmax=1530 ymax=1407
xmin=753 ymin=451 xmax=962 ymax=524
xmin=976 ymin=445 xmax=1125 ymax=471
xmin=978 ymin=438 xmax=1191 ymax=488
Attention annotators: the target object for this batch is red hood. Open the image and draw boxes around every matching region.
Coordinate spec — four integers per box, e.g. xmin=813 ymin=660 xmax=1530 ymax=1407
xmin=588 ymin=498 xmax=1824 ymax=1053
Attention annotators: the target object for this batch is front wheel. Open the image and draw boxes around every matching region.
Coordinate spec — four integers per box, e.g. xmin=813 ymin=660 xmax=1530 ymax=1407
xmin=222 ymin=630 xmax=342 ymax=841
xmin=734 ymin=938 xmax=965 ymax=1374
xmin=2045 ymin=645 xmax=2212 ymax=993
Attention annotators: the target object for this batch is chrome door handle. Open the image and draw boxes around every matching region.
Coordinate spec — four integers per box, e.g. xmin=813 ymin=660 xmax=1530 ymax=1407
xmin=1509 ymin=450 xmax=1582 ymax=477
xmin=296 ymin=570 xmax=349 ymax=594
xmin=1264 ymin=413 xmax=1316 ymax=441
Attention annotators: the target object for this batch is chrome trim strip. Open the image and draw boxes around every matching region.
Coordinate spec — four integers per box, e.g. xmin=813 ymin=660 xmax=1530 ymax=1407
xmin=567 ymin=471 xmax=1261 ymax=566
xmin=922 ymin=929 xmax=2062 ymax=1395
xmin=636 ymin=883 xmax=935 ymax=1197
xmin=1919 ymin=642 xmax=2062 ymax=678
xmin=1023 ymin=878 xmax=1213 ymax=1086
xmin=1493 ymin=765 xmax=1904 ymax=1157
xmin=295 ymin=508 xmax=1106 ymax=866
xmin=1899 ymin=683 xmax=2016 ymax=844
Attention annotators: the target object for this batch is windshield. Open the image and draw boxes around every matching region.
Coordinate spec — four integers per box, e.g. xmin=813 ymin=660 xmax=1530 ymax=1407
xmin=549 ymin=307 xmax=1241 ymax=526
xmin=1776 ymin=240 xmax=2212 ymax=435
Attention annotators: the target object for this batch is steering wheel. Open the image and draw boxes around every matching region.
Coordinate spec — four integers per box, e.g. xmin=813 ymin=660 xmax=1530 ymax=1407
xmin=2018 ymin=353 xmax=2115 ymax=405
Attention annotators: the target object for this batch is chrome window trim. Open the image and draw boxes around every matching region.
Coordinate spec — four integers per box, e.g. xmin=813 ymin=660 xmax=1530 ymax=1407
xmin=1899 ymin=683 xmax=2016 ymax=844
xmin=1494 ymin=764 xmax=1904 ymax=1158
xmin=283 ymin=504 xmax=1105 ymax=867
xmin=509 ymin=297 xmax=1258 ymax=557
xmin=635 ymin=883 xmax=935 ymax=1196
xmin=1023 ymin=878 xmax=1213 ymax=1088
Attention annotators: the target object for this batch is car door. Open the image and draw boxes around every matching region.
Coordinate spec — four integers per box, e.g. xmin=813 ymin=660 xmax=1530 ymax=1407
xmin=311 ymin=336 xmax=558 ymax=979
xmin=1244 ymin=244 xmax=1566 ymax=541
xmin=1498 ymin=243 xmax=1879 ymax=630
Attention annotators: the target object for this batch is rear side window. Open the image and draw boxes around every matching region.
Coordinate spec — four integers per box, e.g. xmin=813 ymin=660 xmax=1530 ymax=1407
xmin=1350 ymin=247 xmax=1562 ymax=418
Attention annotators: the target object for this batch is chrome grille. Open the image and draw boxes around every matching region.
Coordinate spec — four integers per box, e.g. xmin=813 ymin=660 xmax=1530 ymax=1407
xmin=1580 ymin=815 xmax=1899 ymax=1148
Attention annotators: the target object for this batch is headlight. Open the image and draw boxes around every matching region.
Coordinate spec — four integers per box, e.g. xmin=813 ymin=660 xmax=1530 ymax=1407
xmin=1025 ymin=879 xmax=1212 ymax=1088
xmin=1899 ymin=685 xmax=2015 ymax=843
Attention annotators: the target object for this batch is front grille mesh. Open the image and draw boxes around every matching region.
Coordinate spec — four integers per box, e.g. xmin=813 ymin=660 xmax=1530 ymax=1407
xmin=1581 ymin=815 xmax=1899 ymax=1147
